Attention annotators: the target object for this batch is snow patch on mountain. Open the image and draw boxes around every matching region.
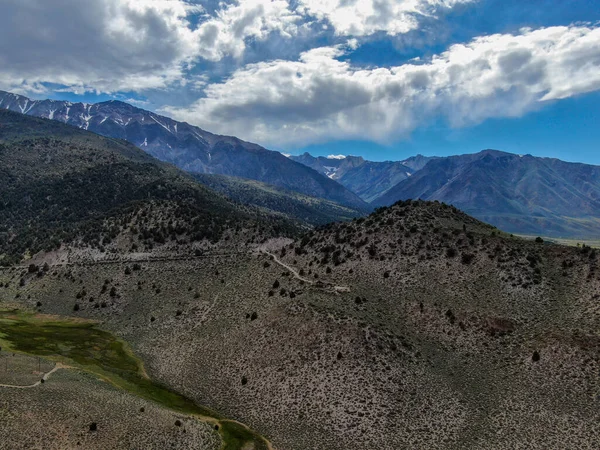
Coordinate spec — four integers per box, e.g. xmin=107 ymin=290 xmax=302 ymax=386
xmin=82 ymin=113 xmax=93 ymax=130
xmin=150 ymin=114 xmax=172 ymax=133
xmin=324 ymin=166 xmax=339 ymax=179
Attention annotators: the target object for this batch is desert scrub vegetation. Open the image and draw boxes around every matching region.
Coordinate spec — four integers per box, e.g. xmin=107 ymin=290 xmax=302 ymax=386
xmin=3 ymin=198 xmax=600 ymax=450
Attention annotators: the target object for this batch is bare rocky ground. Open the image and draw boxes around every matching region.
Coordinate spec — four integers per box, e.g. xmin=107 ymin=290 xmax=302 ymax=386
xmin=1 ymin=201 xmax=599 ymax=449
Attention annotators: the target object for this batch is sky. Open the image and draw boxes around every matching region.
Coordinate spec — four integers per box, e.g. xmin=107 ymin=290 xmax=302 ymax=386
xmin=1 ymin=0 xmax=599 ymax=164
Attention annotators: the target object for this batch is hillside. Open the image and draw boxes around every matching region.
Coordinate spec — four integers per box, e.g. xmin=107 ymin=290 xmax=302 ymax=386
xmin=372 ymin=150 xmax=600 ymax=238
xmin=0 ymin=109 xmax=297 ymax=265
xmin=0 ymin=90 xmax=369 ymax=212
xmin=2 ymin=199 xmax=598 ymax=449
xmin=194 ymin=174 xmax=364 ymax=226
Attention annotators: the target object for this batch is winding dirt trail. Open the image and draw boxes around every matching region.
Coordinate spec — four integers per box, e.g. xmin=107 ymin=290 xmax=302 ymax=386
xmin=261 ymin=250 xmax=350 ymax=293
xmin=0 ymin=362 xmax=69 ymax=389
xmin=262 ymin=251 xmax=314 ymax=284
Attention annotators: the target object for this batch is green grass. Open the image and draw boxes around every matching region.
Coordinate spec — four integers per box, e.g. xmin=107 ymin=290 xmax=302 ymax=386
xmin=0 ymin=309 xmax=269 ymax=450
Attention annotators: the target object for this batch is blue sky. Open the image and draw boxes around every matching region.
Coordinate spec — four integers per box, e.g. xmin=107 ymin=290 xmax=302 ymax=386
xmin=303 ymin=91 xmax=600 ymax=163
xmin=1 ymin=0 xmax=599 ymax=164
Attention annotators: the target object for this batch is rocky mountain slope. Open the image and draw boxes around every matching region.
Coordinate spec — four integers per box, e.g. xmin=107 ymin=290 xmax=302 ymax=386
xmin=0 ymin=109 xmax=296 ymax=265
xmin=373 ymin=150 xmax=600 ymax=238
xmin=0 ymin=90 xmax=368 ymax=212
xmin=291 ymin=153 xmax=436 ymax=202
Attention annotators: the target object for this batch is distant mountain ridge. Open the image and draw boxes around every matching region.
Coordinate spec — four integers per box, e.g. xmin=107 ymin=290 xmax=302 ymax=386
xmin=373 ymin=149 xmax=600 ymax=237
xmin=290 ymin=149 xmax=600 ymax=237
xmin=290 ymin=153 xmax=437 ymax=202
xmin=0 ymin=90 xmax=369 ymax=212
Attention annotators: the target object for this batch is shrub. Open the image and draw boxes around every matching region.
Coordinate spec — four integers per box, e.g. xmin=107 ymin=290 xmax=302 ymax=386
xmin=461 ymin=253 xmax=475 ymax=265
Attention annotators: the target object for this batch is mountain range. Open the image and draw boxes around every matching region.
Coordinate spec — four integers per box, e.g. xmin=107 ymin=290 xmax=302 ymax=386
xmin=2 ymin=89 xmax=600 ymax=238
xmin=0 ymin=90 xmax=368 ymax=213
xmin=289 ymin=153 xmax=437 ymax=202
xmin=372 ymin=150 xmax=600 ymax=237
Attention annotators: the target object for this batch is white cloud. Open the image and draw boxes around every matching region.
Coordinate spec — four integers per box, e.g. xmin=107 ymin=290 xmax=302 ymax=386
xmin=123 ymin=97 xmax=151 ymax=107
xmin=0 ymin=0 xmax=201 ymax=93
xmin=0 ymin=0 xmax=301 ymax=94
xmin=163 ymin=24 xmax=600 ymax=147
xmin=327 ymin=155 xmax=347 ymax=159
xmin=296 ymin=0 xmax=476 ymax=37
xmin=195 ymin=0 xmax=302 ymax=61
xmin=0 ymin=0 xmax=477 ymax=95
